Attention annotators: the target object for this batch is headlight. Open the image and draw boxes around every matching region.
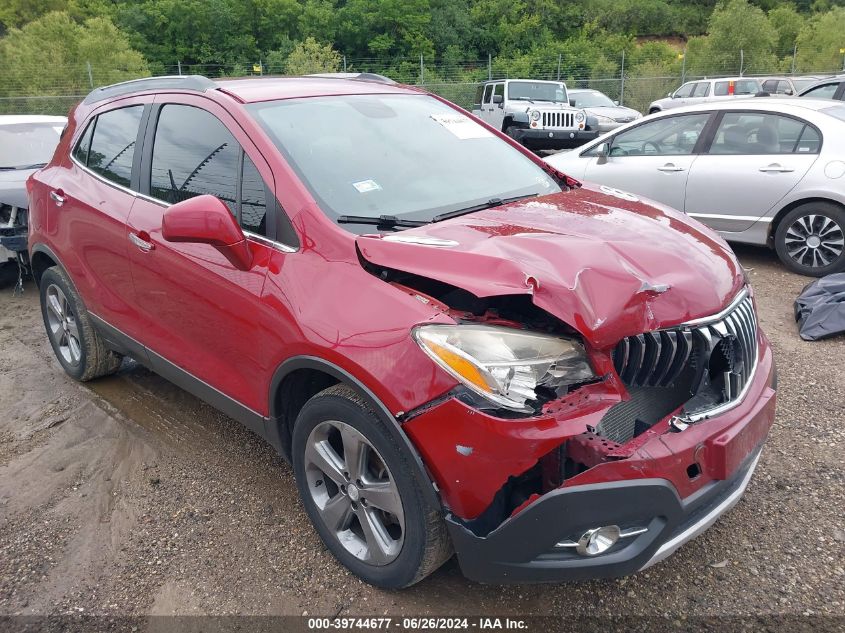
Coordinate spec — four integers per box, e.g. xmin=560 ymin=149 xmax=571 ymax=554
xmin=413 ymin=324 xmax=595 ymax=412
xmin=530 ymin=110 xmax=541 ymax=121
xmin=594 ymin=114 xmax=615 ymax=124
xmin=575 ymin=111 xmax=586 ymax=122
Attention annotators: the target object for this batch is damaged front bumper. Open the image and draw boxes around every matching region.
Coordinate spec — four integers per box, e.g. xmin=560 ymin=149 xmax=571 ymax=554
xmin=404 ymin=332 xmax=776 ymax=583
xmin=446 ymin=445 xmax=765 ymax=583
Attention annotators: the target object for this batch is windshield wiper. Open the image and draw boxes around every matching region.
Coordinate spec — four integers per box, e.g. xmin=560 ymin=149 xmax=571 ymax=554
xmin=336 ymin=214 xmax=429 ymax=230
xmin=0 ymin=163 xmax=46 ymax=170
xmin=432 ymin=194 xmax=539 ymax=223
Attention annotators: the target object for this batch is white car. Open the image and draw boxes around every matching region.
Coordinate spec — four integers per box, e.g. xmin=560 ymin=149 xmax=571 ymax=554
xmin=0 ymin=115 xmax=67 ymax=285
xmin=648 ymin=77 xmax=761 ymax=114
xmin=545 ymin=98 xmax=845 ymax=276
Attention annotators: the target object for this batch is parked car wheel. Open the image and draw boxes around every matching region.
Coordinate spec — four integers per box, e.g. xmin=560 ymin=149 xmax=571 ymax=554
xmin=774 ymin=202 xmax=845 ymax=276
xmin=39 ymin=267 xmax=122 ymax=381
xmin=292 ymin=384 xmax=452 ymax=588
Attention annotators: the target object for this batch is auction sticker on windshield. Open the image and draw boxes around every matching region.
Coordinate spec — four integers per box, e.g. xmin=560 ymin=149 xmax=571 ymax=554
xmin=352 ymin=179 xmax=382 ymax=193
xmin=430 ymin=113 xmax=493 ymax=140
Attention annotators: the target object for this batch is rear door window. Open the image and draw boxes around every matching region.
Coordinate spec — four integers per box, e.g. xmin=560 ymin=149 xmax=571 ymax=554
xmin=708 ymin=112 xmax=820 ymax=155
xmin=85 ymin=105 xmax=144 ymax=187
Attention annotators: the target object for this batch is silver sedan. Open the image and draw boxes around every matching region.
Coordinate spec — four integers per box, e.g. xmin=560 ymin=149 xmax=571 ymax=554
xmin=545 ymin=98 xmax=845 ymax=276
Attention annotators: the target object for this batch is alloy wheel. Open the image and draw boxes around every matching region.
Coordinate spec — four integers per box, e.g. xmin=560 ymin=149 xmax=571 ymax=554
xmin=45 ymin=284 xmax=82 ymax=366
xmin=784 ymin=213 xmax=845 ymax=269
xmin=303 ymin=420 xmax=405 ymax=565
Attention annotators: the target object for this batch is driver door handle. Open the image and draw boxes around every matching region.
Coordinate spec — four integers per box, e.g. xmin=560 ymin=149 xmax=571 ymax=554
xmin=658 ymin=163 xmax=685 ymax=172
xmin=50 ymin=190 xmax=65 ymax=206
xmin=759 ymin=164 xmax=794 ymax=173
xmin=129 ymin=232 xmax=154 ymax=252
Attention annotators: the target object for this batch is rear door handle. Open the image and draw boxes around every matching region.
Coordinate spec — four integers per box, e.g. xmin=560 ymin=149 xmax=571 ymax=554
xmin=50 ymin=190 xmax=65 ymax=206
xmin=759 ymin=164 xmax=794 ymax=173
xmin=129 ymin=232 xmax=154 ymax=252
xmin=658 ymin=164 xmax=685 ymax=172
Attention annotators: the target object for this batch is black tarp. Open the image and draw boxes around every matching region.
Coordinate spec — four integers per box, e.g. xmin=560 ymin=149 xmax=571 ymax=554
xmin=794 ymin=273 xmax=845 ymax=341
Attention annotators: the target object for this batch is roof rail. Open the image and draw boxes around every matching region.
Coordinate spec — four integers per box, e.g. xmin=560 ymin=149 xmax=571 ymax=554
xmin=306 ymin=72 xmax=397 ymax=85
xmin=82 ymin=75 xmax=217 ymax=105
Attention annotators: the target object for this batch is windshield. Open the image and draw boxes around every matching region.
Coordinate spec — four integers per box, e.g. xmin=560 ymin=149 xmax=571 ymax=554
xmin=247 ymin=94 xmax=560 ymax=231
xmin=507 ymin=81 xmax=567 ymax=103
xmin=0 ymin=122 xmax=63 ymax=169
xmin=570 ymin=91 xmax=615 ymax=108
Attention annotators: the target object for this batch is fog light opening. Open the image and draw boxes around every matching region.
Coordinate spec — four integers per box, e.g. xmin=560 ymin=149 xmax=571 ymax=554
xmin=687 ymin=463 xmax=701 ymax=480
xmin=576 ymin=525 xmax=620 ymax=556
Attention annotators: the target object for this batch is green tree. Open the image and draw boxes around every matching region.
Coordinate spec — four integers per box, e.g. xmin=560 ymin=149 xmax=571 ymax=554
xmin=691 ymin=0 xmax=778 ymax=74
xmin=768 ymin=4 xmax=803 ymax=54
xmin=0 ymin=11 xmax=148 ymax=96
xmin=284 ymin=36 xmax=341 ymax=75
xmin=795 ymin=7 xmax=845 ymax=71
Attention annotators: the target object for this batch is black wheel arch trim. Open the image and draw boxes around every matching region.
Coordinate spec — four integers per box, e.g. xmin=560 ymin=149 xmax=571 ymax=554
xmin=29 ymin=242 xmax=67 ymax=287
xmin=269 ymin=355 xmax=442 ymax=508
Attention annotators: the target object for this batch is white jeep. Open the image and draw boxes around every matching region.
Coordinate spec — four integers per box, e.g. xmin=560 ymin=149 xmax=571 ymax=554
xmin=472 ymin=79 xmax=599 ymax=150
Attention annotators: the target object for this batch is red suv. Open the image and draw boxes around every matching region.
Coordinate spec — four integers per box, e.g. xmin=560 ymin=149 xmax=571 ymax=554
xmin=28 ymin=75 xmax=777 ymax=588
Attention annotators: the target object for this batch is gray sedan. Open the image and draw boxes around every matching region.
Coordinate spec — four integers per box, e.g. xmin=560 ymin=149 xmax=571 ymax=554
xmin=545 ymin=98 xmax=845 ymax=276
xmin=567 ymin=89 xmax=642 ymax=133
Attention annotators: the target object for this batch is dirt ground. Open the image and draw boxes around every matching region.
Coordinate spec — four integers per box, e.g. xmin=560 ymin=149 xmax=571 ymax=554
xmin=0 ymin=244 xmax=843 ymax=621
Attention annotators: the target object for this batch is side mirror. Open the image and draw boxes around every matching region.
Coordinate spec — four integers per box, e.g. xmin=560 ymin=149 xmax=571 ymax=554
xmin=785 ymin=89 xmax=794 ymax=96
xmin=667 ymin=92 xmax=674 ymax=98
xmin=162 ymin=194 xmax=253 ymax=271
xmin=569 ymin=98 xmax=576 ymax=106
xmin=613 ymin=100 xmax=620 ymax=106
xmin=596 ymin=142 xmax=609 ymax=165
xmin=492 ymin=94 xmax=503 ymax=104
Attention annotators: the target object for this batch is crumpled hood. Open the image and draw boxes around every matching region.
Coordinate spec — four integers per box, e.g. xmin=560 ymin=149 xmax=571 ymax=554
xmin=356 ymin=184 xmax=744 ymax=349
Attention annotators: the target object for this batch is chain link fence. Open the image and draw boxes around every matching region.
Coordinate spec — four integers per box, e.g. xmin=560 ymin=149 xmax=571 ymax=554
xmin=2 ymin=48 xmax=844 ymax=117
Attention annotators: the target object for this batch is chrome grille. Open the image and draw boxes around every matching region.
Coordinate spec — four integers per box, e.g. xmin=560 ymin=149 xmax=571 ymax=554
xmin=541 ymin=111 xmax=575 ymax=129
xmin=613 ymin=292 xmax=758 ymax=403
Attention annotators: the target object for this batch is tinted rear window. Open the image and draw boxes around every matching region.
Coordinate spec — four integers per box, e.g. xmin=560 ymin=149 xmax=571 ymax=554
xmin=86 ymin=106 xmax=144 ymax=187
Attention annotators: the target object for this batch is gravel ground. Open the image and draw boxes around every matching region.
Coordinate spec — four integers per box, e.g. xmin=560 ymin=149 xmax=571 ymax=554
xmin=0 ymin=244 xmax=843 ymax=622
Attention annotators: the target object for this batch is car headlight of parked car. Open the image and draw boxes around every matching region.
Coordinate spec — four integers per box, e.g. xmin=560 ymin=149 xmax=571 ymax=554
xmin=413 ymin=324 xmax=595 ymax=412
xmin=594 ymin=114 xmax=615 ymax=124
xmin=529 ymin=110 xmax=541 ymax=121
xmin=575 ymin=111 xmax=586 ymax=122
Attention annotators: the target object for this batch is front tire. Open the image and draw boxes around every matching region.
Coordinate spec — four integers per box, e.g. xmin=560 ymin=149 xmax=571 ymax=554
xmin=292 ymin=384 xmax=451 ymax=588
xmin=774 ymin=202 xmax=845 ymax=276
xmin=39 ymin=266 xmax=122 ymax=381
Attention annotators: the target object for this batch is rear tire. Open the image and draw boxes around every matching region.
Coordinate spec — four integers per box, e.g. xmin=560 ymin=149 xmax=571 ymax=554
xmin=39 ymin=266 xmax=122 ymax=381
xmin=774 ymin=202 xmax=845 ymax=276
xmin=292 ymin=384 xmax=452 ymax=588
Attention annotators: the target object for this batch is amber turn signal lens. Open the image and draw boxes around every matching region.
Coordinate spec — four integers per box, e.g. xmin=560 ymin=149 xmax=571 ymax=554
xmin=425 ymin=341 xmax=495 ymax=394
